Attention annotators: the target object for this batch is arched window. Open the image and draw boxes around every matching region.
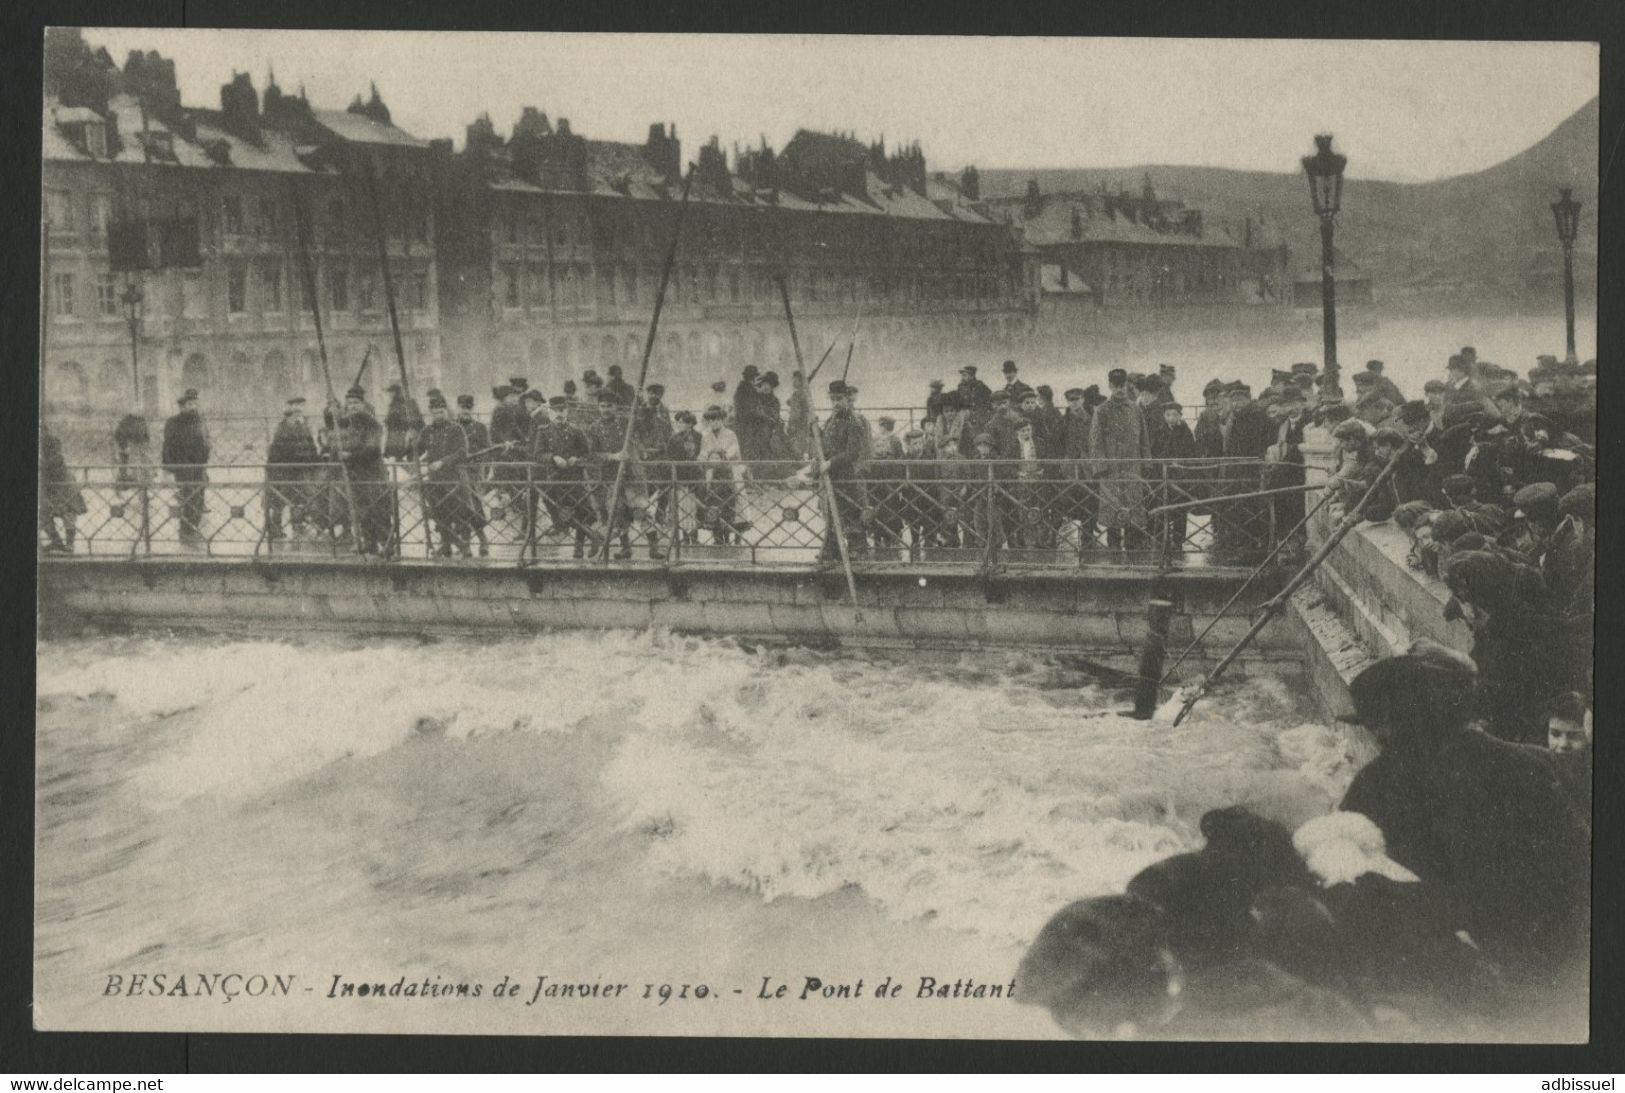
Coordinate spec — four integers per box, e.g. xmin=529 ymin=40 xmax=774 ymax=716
xmin=706 ymin=330 xmax=723 ymax=362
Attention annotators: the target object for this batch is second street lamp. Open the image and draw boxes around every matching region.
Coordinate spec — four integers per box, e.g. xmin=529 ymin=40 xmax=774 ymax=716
xmin=1302 ymin=133 xmax=1347 ymax=398
xmin=1550 ymin=186 xmax=1581 ymax=365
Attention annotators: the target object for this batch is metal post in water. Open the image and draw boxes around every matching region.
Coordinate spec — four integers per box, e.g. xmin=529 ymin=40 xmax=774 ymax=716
xmin=1132 ymin=598 xmax=1175 ymax=720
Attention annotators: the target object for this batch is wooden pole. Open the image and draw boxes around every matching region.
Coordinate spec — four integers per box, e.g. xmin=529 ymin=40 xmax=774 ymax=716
xmin=778 ymin=276 xmax=859 ymax=610
xmin=1170 ymin=443 xmax=1411 ymax=726
xmin=288 ymin=179 xmax=362 ymax=553
xmin=597 ymin=165 xmax=696 ymax=562
xmin=1132 ymin=599 xmax=1175 ymax=720
xmin=360 ymin=157 xmax=413 ymax=400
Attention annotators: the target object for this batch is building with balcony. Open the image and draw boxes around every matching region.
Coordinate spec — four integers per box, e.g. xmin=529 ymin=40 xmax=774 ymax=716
xmin=41 ymin=28 xmax=442 ymax=421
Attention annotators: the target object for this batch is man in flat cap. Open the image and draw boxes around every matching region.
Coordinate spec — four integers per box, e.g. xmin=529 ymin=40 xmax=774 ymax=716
xmin=454 ymin=394 xmax=492 ymax=556
xmin=925 ymin=379 xmax=948 ymax=428
xmin=383 ymin=382 xmax=423 ymax=462
xmin=1362 ymin=360 xmax=1405 ymax=408
xmin=1001 ymin=359 xmax=1034 ymax=406
xmin=1216 ymin=381 xmax=1273 ymax=560
xmin=1338 ymin=640 xmax=1589 ymax=975
xmin=956 ymin=364 xmax=993 ymax=416
xmin=603 ymin=363 xmax=635 ymax=408
xmin=530 ymin=395 xmax=601 ymax=560
xmin=811 ymin=380 xmax=870 ymax=562
xmin=264 ymin=397 xmax=319 ymax=542
xmin=161 ymin=388 xmax=211 ymax=542
xmin=1089 ymin=368 xmax=1153 ymax=552
xmin=413 ymin=393 xmax=475 ymax=558
xmin=635 ymin=383 xmax=674 ymax=458
xmin=336 ymin=384 xmax=393 ymax=557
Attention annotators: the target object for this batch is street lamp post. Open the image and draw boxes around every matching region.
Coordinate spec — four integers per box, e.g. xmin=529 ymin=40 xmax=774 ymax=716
xmin=1550 ymin=187 xmax=1581 ymax=365
xmin=1301 ymin=134 xmax=1347 ymax=398
xmin=120 ymin=277 xmax=144 ymax=404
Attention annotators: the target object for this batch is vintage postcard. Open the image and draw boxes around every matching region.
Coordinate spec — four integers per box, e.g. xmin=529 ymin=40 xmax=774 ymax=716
xmin=35 ymin=29 xmax=1597 ymax=1042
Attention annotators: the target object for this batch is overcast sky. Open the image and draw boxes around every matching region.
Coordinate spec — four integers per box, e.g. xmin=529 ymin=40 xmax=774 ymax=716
xmin=79 ymin=30 xmax=1598 ymax=183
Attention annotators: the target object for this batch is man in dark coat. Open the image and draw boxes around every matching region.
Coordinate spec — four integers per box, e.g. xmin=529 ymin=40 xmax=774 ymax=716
xmin=1148 ymin=401 xmax=1197 ymax=551
xmin=636 ymin=383 xmax=675 ymax=458
xmin=39 ymin=424 xmax=86 ymax=554
xmin=487 ymin=383 xmax=528 ymax=524
xmin=1217 ymin=382 xmax=1273 ymax=559
xmin=1361 ymin=360 xmax=1405 ymax=408
xmin=1089 ymin=369 xmax=1152 ymax=551
xmin=956 ymin=364 xmax=993 ymax=416
xmin=659 ymin=410 xmax=703 ymax=545
xmin=413 ymin=394 xmax=475 ymax=557
xmin=455 ymin=395 xmax=492 ymax=556
xmin=1337 ymin=641 xmax=1589 ymax=978
xmin=924 ymin=380 xmax=948 ymax=428
xmin=755 ymin=371 xmax=792 ymax=463
xmin=161 ymin=388 xmax=211 ymax=541
xmin=265 ymin=397 xmax=319 ymax=541
xmin=1001 ymin=359 xmax=1033 ymax=405
xmin=113 ymin=412 xmax=153 ymax=492
xmin=733 ymin=364 xmax=764 ymax=460
xmin=603 ymin=364 xmax=636 ymax=408
xmin=383 ymin=383 xmax=423 ymax=461
xmin=336 ymin=385 xmax=392 ymax=556
xmin=1059 ymin=387 xmax=1098 ymax=547
xmin=532 ymin=396 xmax=600 ymax=559
xmin=816 ymin=380 xmax=870 ymax=562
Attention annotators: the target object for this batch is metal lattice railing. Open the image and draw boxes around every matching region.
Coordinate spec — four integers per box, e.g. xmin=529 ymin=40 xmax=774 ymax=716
xmin=41 ymin=457 xmax=1312 ymax=570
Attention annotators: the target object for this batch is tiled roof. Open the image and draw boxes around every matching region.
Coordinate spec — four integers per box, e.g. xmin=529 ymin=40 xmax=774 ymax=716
xmin=311 ymin=108 xmax=429 ymax=148
xmin=1018 ymin=194 xmax=1237 ymax=249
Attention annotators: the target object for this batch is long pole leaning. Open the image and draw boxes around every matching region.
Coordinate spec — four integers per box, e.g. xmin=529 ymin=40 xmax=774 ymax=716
xmin=597 ymin=165 xmax=696 ymax=563
xmin=288 ymin=179 xmax=362 ymax=555
xmin=1170 ymin=443 xmax=1410 ymax=726
xmin=777 ymin=276 xmax=859 ymax=610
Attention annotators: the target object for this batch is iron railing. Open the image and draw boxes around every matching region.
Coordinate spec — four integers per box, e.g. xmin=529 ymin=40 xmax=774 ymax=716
xmin=42 ymin=457 xmax=1313 ymax=571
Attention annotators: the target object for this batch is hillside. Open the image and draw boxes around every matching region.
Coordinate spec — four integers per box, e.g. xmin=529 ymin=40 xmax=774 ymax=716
xmin=978 ymin=97 xmax=1598 ymax=303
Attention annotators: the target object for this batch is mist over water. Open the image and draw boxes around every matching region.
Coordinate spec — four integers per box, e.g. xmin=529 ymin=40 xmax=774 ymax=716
xmin=35 ymin=630 xmax=1355 ymax=1037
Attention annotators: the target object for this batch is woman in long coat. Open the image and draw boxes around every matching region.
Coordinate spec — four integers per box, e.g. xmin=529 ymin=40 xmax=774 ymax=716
xmin=39 ymin=424 xmax=87 ymax=552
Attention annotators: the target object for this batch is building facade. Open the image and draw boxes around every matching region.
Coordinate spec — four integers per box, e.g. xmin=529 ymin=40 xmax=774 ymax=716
xmin=431 ymin=115 xmax=1038 ymax=401
xmin=988 ymin=179 xmax=1293 ymax=321
xmin=41 ymin=29 xmax=442 ymax=425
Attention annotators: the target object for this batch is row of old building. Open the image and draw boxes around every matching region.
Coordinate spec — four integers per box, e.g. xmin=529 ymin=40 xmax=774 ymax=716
xmin=40 ymin=28 xmax=1294 ymax=422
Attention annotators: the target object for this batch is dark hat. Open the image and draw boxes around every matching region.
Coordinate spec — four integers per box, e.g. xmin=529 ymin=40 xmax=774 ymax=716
xmin=1339 ymin=640 xmax=1478 ymax=729
xmin=703 ymin=404 xmax=727 ymax=419
xmin=1107 ymin=368 xmax=1128 ymax=386
xmin=645 ymin=383 xmax=665 ymax=396
xmin=1019 ymin=388 xmax=1040 ymax=402
xmin=1291 ymin=362 xmax=1319 ymax=375
xmin=1429 ymin=510 xmax=1472 ymax=544
xmin=675 ymin=410 xmax=697 ymax=425
xmin=548 ymin=395 xmax=568 ymax=409
xmin=427 ymin=394 xmax=448 ymax=410
xmin=454 ymin=394 xmax=472 ymax=409
xmin=607 ymin=364 xmax=623 ymax=377
xmin=1064 ymin=387 xmax=1086 ymax=400
xmin=1423 ymin=379 xmax=1446 ymax=394
xmin=1512 ymin=482 xmax=1559 ymax=514
xmin=1292 ymin=373 xmax=1317 ymax=389
xmin=1366 ymin=360 xmax=1385 ymax=372
xmin=1460 ymin=346 xmax=1477 ymax=358
xmin=1202 ymin=379 xmax=1226 ymax=397
xmin=509 ymin=377 xmax=529 ymax=390
xmin=1441 ymin=474 xmax=1476 ymax=497
xmin=427 ymin=387 xmax=444 ymax=399
xmin=387 ymin=382 xmax=403 ymax=393
xmin=1159 ymin=363 xmax=1176 ymax=376
xmin=493 ymin=384 xmax=512 ymax=399
xmin=1370 ymin=426 xmax=1407 ymax=447
xmin=1332 ymin=419 xmax=1369 ymax=442
xmin=877 ymin=416 xmax=896 ymax=427
xmin=742 ymin=364 xmax=759 ymax=376
xmin=345 ymin=385 xmax=367 ymax=399
xmin=1352 ymin=372 xmax=1376 ymax=386
xmin=1002 ymin=359 xmax=1018 ymax=373
xmin=178 ymin=387 xmax=201 ymax=403
xmin=972 ymin=432 xmax=994 ymax=446
xmin=761 ymin=371 xmax=780 ymax=386
xmin=828 ymin=380 xmax=848 ymax=395
xmin=1036 ymin=384 xmax=1053 ymax=398
xmin=1133 ymin=374 xmax=1164 ymax=393
xmin=990 ymin=389 xmax=1011 ymax=403
xmin=286 ymin=396 xmax=306 ymax=408
xmin=521 ymin=388 xmax=544 ymax=405
xmin=1559 ymin=483 xmax=1594 ymax=522
xmin=903 ymin=428 xmax=925 ymax=440
xmin=1278 ymin=387 xmax=1307 ymax=403
xmin=583 ymin=370 xmax=602 ymax=384
xmin=563 ymin=380 xmax=578 ymax=395
xmin=1161 ymin=400 xmax=1185 ymax=413
xmin=710 ymin=379 xmax=728 ymax=391
xmin=959 ymin=365 xmax=977 ymax=376
xmin=1083 ymin=385 xmax=1105 ymax=407
xmin=1271 ymin=368 xmax=1294 ymax=386
xmin=928 ymin=379 xmax=945 ymax=389
xmin=1227 ymin=382 xmax=1252 ymax=397
xmin=1446 ymin=355 xmax=1470 ymax=372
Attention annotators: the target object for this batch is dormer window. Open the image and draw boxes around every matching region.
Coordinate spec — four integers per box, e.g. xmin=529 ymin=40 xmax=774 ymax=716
xmin=84 ymin=121 xmax=106 ymax=158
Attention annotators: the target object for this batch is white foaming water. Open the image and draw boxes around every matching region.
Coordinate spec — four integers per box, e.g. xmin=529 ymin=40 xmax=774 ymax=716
xmin=37 ymin=632 xmax=1354 ymax=954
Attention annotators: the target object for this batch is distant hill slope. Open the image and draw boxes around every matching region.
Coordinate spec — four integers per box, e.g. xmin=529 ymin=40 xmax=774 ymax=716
xmin=979 ymin=97 xmax=1598 ymax=301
